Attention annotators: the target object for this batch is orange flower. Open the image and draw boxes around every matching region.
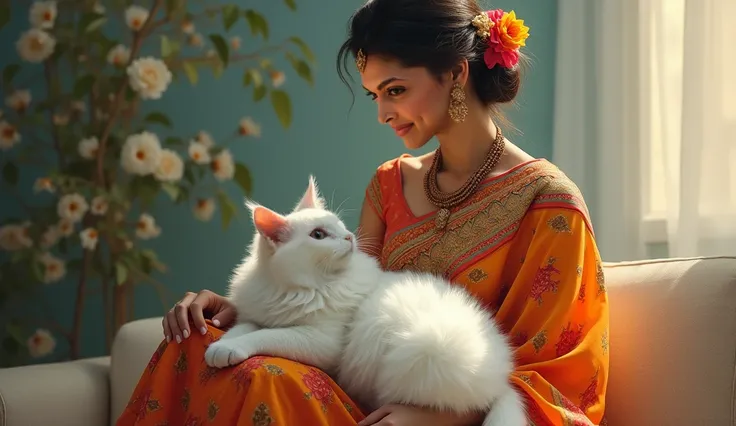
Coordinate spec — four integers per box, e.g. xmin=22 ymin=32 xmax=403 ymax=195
xmin=494 ymin=11 xmax=529 ymax=51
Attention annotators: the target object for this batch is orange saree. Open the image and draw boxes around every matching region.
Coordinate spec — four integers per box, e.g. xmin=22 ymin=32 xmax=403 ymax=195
xmin=116 ymin=157 xmax=609 ymax=426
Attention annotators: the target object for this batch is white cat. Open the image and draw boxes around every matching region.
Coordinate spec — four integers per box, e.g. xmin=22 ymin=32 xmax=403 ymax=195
xmin=204 ymin=176 xmax=527 ymax=426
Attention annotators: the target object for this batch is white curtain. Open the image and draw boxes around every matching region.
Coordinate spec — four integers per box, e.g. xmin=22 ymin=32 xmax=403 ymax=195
xmin=553 ymin=0 xmax=736 ymax=261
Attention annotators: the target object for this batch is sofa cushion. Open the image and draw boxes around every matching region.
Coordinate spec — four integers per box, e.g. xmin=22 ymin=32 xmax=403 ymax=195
xmin=110 ymin=317 xmax=166 ymax=425
xmin=604 ymin=256 xmax=736 ymax=426
xmin=0 ymin=356 xmax=110 ymax=426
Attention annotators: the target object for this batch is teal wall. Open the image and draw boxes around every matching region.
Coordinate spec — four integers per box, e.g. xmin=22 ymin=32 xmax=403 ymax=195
xmin=0 ymin=0 xmax=558 ymax=362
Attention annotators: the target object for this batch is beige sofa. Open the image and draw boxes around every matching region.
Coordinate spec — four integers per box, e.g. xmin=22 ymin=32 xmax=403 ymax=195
xmin=1 ymin=256 xmax=735 ymax=426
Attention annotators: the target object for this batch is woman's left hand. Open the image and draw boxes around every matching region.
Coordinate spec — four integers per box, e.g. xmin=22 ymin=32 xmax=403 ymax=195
xmin=358 ymin=404 xmax=483 ymax=426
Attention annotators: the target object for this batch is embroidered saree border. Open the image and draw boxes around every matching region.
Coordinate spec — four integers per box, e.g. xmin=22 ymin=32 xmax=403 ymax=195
xmin=381 ymin=161 xmax=593 ymax=279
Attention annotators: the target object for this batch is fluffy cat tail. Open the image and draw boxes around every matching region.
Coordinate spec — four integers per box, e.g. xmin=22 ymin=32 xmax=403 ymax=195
xmin=372 ymin=276 xmax=524 ymax=422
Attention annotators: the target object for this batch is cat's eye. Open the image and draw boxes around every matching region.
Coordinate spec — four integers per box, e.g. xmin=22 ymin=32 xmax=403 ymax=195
xmin=310 ymin=228 xmax=328 ymax=240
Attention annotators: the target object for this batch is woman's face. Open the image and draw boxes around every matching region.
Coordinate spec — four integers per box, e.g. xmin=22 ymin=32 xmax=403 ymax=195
xmin=361 ymin=55 xmax=453 ymax=150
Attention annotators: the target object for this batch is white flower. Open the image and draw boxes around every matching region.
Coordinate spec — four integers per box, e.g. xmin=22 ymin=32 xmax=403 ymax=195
xmin=181 ymin=19 xmax=195 ymax=34
xmin=193 ymin=198 xmax=216 ymax=221
xmin=211 ymin=149 xmax=235 ymax=181
xmin=121 ymin=131 xmax=162 ymax=175
xmin=126 ymin=57 xmax=172 ymax=100
xmin=16 ymin=29 xmax=56 ymax=63
xmin=0 ymin=223 xmax=33 ymax=251
xmin=125 ymin=5 xmax=149 ymax=31
xmin=238 ymin=117 xmax=261 ymax=137
xmin=90 ymin=196 xmax=108 ymax=216
xmin=33 ymin=177 xmax=55 ymax=193
xmin=0 ymin=121 xmax=21 ymax=150
xmin=154 ymin=149 xmax=184 ymax=182
xmin=77 ymin=136 xmax=99 ymax=160
xmin=38 ymin=252 xmax=65 ymax=284
xmin=57 ymin=193 xmax=88 ymax=223
xmin=270 ymin=70 xmax=286 ymax=88
xmin=27 ymin=329 xmax=56 ymax=358
xmin=194 ymin=130 xmax=214 ymax=147
xmin=188 ymin=33 xmax=203 ymax=48
xmin=188 ymin=141 xmax=211 ymax=164
xmin=29 ymin=1 xmax=57 ymax=29
xmin=107 ymin=44 xmax=131 ymax=67
xmin=135 ymin=213 xmax=161 ymax=239
xmin=6 ymin=90 xmax=31 ymax=112
xmin=230 ymin=36 xmax=241 ymax=50
xmin=71 ymin=101 xmax=86 ymax=113
xmin=57 ymin=218 xmax=74 ymax=237
xmin=40 ymin=225 xmax=59 ymax=249
xmin=53 ymin=113 xmax=69 ymax=126
xmin=79 ymin=228 xmax=99 ymax=250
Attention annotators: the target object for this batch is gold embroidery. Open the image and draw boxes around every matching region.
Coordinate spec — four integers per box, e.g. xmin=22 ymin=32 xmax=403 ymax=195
xmin=601 ymin=330 xmax=609 ymax=355
xmin=576 ymin=265 xmax=583 ymax=276
xmin=207 ymin=399 xmax=220 ymax=421
xmin=548 ymin=214 xmax=572 ymax=233
xmin=366 ymin=172 xmax=383 ymax=218
xmin=265 ymin=364 xmax=284 ymax=375
xmin=174 ymin=350 xmax=187 ymax=373
xmin=518 ymin=373 xmax=534 ymax=387
xmin=252 ymin=402 xmax=273 ymax=426
xmin=180 ymin=388 xmax=190 ymax=411
xmin=532 ymin=330 xmax=547 ymax=353
xmin=467 ymin=268 xmax=488 ymax=283
xmin=596 ymin=260 xmax=606 ymax=295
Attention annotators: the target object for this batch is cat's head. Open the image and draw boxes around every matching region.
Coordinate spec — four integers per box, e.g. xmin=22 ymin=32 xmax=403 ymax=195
xmin=247 ymin=175 xmax=357 ymax=288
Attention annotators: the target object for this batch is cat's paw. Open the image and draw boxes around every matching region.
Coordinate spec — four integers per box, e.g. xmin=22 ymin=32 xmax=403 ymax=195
xmin=204 ymin=339 xmax=250 ymax=368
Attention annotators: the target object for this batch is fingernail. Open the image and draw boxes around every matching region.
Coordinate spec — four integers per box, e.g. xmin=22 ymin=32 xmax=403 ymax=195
xmin=166 ymin=335 xmax=170 ymax=343
xmin=183 ymin=329 xmax=189 ymax=339
xmin=176 ymin=335 xmax=181 ymax=344
xmin=200 ymin=327 xmax=207 ymax=335
xmin=213 ymin=319 xmax=221 ymax=327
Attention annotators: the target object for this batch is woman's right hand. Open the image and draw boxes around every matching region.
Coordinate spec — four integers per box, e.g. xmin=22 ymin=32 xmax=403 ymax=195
xmin=162 ymin=289 xmax=237 ymax=343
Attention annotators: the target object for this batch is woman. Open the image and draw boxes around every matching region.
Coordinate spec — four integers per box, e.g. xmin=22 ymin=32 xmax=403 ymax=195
xmin=116 ymin=0 xmax=609 ymax=425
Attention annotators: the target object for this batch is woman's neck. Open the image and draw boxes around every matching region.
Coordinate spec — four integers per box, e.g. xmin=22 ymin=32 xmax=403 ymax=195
xmin=435 ymin=113 xmax=498 ymax=178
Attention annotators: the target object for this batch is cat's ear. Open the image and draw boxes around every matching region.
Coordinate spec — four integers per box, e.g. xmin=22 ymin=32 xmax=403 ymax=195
xmin=252 ymin=206 xmax=290 ymax=244
xmin=293 ymin=175 xmax=326 ymax=211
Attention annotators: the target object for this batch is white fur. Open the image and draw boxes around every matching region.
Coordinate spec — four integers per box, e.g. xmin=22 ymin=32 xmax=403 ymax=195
xmin=203 ymin=176 xmax=527 ymax=426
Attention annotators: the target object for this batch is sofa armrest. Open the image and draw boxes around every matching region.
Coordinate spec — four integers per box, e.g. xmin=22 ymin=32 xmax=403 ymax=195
xmin=0 ymin=356 xmax=110 ymax=426
xmin=110 ymin=317 xmax=166 ymax=424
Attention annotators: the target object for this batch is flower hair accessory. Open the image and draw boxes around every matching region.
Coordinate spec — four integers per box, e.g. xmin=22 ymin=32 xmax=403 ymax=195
xmin=471 ymin=9 xmax=529 ymax=69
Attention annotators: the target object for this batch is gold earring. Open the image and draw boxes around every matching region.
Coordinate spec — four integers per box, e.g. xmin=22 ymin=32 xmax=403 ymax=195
xmin=448 ymin=82 xmax=468 ymax=123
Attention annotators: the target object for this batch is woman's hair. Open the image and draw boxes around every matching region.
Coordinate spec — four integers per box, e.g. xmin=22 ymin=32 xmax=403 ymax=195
xmin=336 ymin=0 xmax=527 ymax=110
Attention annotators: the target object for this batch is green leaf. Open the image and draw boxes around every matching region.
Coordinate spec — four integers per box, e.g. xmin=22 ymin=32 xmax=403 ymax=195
xmin=0 ymin=5 xmax=10 ymax=31
xmin=2 ymin=162 xmax=19 ymax=186
xmin=115 ymin=262 xmax=128 ymax=285
xmin=270 ymin=90 xmax=292 ymax=128
xmin=243 ymin=69 xmax=262 ymax=87
xmin=288 ymin=36 xmax=315 ymax=63
xmin=84 ymin=16 xmax=107 ymax=33
xmin=222 ymin=4 xmax=239 ymax=31
xmin=243 ymin=9 xmax=269 ymax=39
xmin=144 ymin=112 xmax=172 ymax=128
xmin=161 ymin=182 xmax=180 ymax=200
xmin=183 ymin=62 xmax=198 ymax=85
xmin=161 ymin=35 xmax=176 ymax=58
xmin=253 ymin=85 xmax=267 ymax=102
xmin=30 ymin=259 xmax=45 ymax=283
xmin=234 ymin=163 xmax=253 ymax=196
xmin=208 ymin=34 xmax=229 ymax=67
xmin=73 ymin=74 xmax=96 ymax=98
xmin=216 ymin=191 xmax=237 ymax=229
xmin=2 ymin=64 xmax=21 ymax=87
xmin=287 ymin=54 xmax=313 ymax=86
xmin=283 ymin=0 xmax=297 ymax=11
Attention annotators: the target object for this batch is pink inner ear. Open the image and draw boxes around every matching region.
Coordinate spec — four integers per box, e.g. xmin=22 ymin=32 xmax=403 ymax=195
xmin=253 ymin=206 xmax=289 ymax=243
